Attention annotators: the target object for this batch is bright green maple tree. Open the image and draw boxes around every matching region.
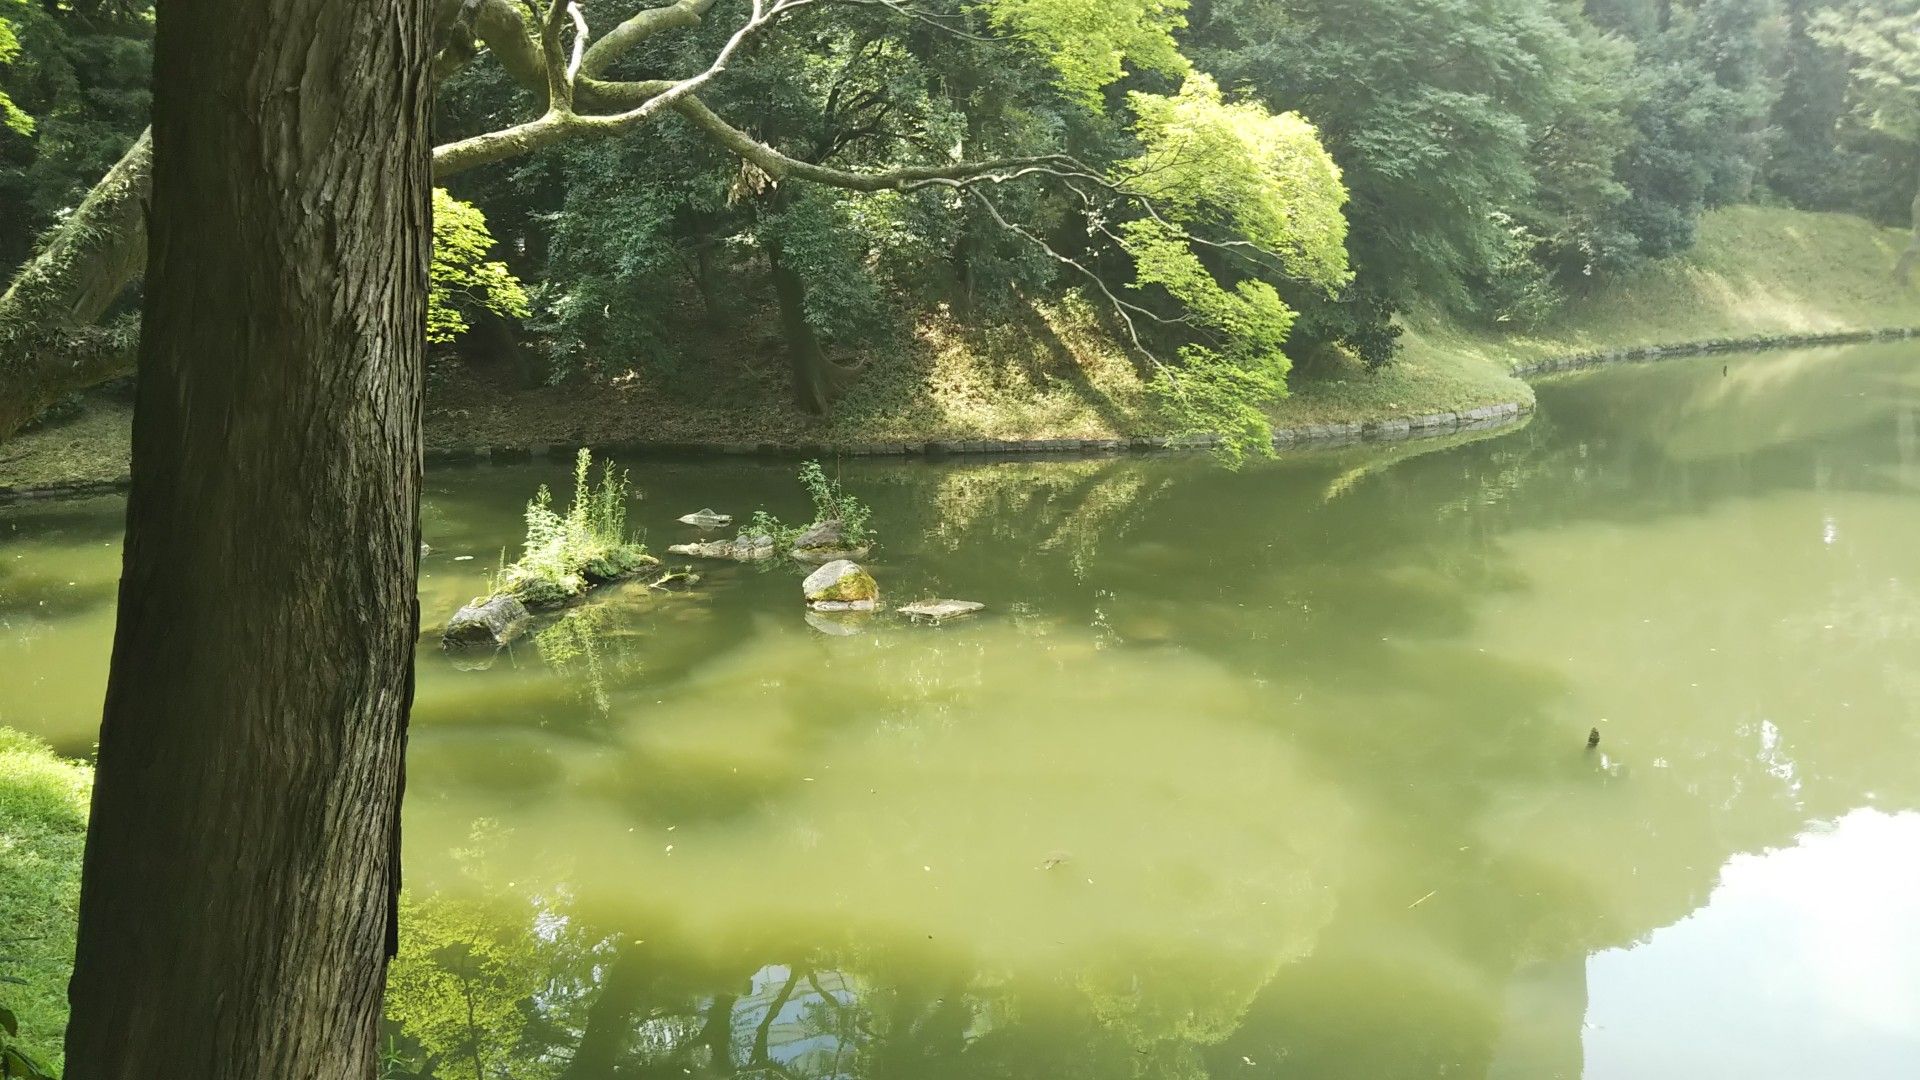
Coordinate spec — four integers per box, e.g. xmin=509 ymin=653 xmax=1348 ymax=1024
xmin=0 ymin=3 xmax=31 ymax=137
xmin=430 ymin=188 xmax=530 ymax=345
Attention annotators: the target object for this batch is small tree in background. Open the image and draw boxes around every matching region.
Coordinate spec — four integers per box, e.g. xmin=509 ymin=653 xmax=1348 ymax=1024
xmin=1814 ymin=0 xmax=1920 ymax=281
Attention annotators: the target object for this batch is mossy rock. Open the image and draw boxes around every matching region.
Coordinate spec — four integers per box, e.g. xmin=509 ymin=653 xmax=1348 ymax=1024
xmin=580 ymin=545 xmax=659 ymax=584
xmin=802 ymin=560 xmax=878 ymax=604
xmin=503 ymin=572 xmax=583 ymax=610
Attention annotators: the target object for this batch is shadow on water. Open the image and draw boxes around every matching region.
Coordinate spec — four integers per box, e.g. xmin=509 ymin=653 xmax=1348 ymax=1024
xmin=5 ymin=344 xmax=1920 ymax=1076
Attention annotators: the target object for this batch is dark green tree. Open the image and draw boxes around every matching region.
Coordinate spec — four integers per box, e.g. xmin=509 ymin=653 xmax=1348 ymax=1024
xmin=2 ymin=0 xmax=1358 ymax=458
xmin=0 ymin=0 xmax=151 ymax=271
xmin=1811 ymin=0 xmax=1920 ymax=280
xmin=1596 ymin=0 xmax=1786 ymax=258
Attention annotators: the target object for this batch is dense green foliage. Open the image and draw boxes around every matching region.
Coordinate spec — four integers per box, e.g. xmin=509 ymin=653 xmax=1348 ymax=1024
xmin=1812 ymin=1 xmax=1919 ymax=144
xmin=0 ymin=730 xmax=89 ymax=1075
xmin=1 ymin=0 xmax=1915 ymax=446
xmin=1187 ymin=0 xmax=1918 ymax=354
xmin=0 ymin=5 xmax=31 ymax=136
xmin=0 ymin=0 xmax=150 ymax=273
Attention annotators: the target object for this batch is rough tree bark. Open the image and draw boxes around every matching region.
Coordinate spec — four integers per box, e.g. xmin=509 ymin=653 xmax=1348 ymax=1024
xmin=61 ymin=0 xmax=433 ymax=1076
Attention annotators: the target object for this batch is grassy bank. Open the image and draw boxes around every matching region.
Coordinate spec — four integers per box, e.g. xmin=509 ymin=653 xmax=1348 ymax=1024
xmin=1267 ymin=205 xmax=1919 ymax=428
xmin=0 ymin=730 xmax=90 ymax=1073
xmin=2 ymin=206 xmax=1915 ymax=493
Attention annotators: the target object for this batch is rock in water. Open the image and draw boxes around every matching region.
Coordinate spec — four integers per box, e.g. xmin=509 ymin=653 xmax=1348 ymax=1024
xmin=898 ymin=599 xmax=985 ymax=624
xmin=678 ymin=508 xmax=733 ymax=528
xmin=803 ymin=560 xmax=878 ymax=611
xmin=443 ymin=594 xmax=531 ymax=648
xmin=793 ymin=519 xmax=846 ymax=550
xmin=668 ymin=535 xmax=776 ymax=562
xmin=791 ymin=519 xmax=871 ymax=564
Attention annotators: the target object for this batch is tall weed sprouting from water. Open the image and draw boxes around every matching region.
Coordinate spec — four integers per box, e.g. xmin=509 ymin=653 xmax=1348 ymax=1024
xmin=496 ymin=449 xmax=651 ymax=607
xmin=741 ymin=460 xmax=875 ymax=549
xmin=797 ymin=460 xmax=873 ymax=544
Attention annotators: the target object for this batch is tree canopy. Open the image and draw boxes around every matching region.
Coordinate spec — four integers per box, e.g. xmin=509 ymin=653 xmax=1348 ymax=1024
xmin=0 ymin=0 xmax=1916 ymax=448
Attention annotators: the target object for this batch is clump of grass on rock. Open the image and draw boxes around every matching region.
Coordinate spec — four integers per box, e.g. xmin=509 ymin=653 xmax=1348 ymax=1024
xmin=739 ymin=460 xmax=875 ymax=554
xmin=493 ymin=449 xmax=655 ymax=609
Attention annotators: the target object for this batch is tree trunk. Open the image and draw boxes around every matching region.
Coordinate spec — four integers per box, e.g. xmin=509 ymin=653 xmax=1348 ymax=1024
xmin=767 ymin=238 xmax=835 ymax=415
xmin=62 ymin=0 xmax=433 ymax=1077
xmin=0 ymin=130 xmax=151 ymax=439
xmin=1897 ymin=162 xmax=1919 ymax=286
xmin=556 ymin=941 xmax=659 ymax=1079
xmin=688 ymin=238 xmax=724 ymax=324
xmin=469 ymin=305 xmax=549 ymax=388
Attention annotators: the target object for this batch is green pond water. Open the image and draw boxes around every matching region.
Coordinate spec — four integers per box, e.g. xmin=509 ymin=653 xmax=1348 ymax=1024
xmin=4 ymin=342 xmax=1920 ymax=1078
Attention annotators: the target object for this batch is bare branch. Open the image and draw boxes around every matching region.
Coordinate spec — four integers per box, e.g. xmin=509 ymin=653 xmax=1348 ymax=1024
xmin=541 ymin=0 xmax=576 ymax=112
xmin=836 ymin=0 xmax=999 ymax=41
xmin=670 ymin=94 xmax=1092 ymax=191
xmin=583 ymin=0 xmax=824 ymax=124
xmin=437 ymin=0 xmax=822 ymax=174
xmin=579 ymin=0 xmax=722 ymax=78
xmin=566 ymin=2 xmax=589 ymax=83
xmin=478 ymin=0 xmax=549 ymax=93
xmin=965 ymin=189 xmax=1175 ymax=377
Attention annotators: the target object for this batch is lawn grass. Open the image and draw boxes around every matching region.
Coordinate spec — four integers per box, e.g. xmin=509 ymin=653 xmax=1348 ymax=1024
xmin=1416 ymin=205 xmax=1919 ymax=372
xmin=0 ymin=729 xmax=90 ymax=1074
xmin=1272 ymin=205 xmax=1918 ymax=429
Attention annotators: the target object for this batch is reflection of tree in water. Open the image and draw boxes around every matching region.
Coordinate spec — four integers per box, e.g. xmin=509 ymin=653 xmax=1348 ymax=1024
xmin=382 ymin=810 xmax=1316 ymax=1079
xmin=535 ymin=604 xmax=627 ymax=718
xmin=915 ymin=458 xmax=1175 ymax=573
xmin=384 ymin=892 xmax=561 ymax=1079
xmin=383 ymin=903 xmax=1290 ymax=1080
xmin=384 ymin=346 xmax=1920 ymax=1079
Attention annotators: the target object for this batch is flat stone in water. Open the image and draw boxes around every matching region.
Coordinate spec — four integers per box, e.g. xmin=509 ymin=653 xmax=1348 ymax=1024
xmin=668 ymin=536 xmax=775 ymax=562
xmin=678 ymin=508 xmax=733 ymax=528
xmin=899 ymin=599 xmax=985 ymax=623
xmin=648 ymin=569 xmax=701 ymax=590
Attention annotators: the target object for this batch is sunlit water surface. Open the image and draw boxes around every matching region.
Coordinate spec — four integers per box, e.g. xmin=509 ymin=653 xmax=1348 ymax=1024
xmin=4 ymin=343 xmax=1919 ymax=1078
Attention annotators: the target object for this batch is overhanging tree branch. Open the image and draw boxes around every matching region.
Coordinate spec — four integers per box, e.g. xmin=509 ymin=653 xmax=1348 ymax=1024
xmin=434 ymin=0 xmax=824 ymax=175
xmin=579 ymin=0 xmax=722 ymax=77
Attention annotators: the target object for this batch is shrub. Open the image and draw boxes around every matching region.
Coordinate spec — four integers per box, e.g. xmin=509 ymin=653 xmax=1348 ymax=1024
xmin=491 ymin=449 xmax=650 ymax=607
xmin=740 ymin=508 xmax=797 ymax=548
xmin=738 ymin=460 xmax=876 ymax=549
xmin=797 ymin=460 xmax=874 ymax=545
